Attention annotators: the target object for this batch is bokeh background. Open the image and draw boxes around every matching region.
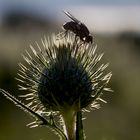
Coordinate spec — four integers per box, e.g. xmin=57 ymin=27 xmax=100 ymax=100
xmin=0 ymin=0 xmax=140 ymax=140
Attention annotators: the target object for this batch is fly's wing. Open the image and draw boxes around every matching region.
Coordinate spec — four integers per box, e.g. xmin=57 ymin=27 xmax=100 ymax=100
xmin=63 ymin=10 xmax=80 ymax=24
xmin=63 ymin=10 xmax=90 ymax=35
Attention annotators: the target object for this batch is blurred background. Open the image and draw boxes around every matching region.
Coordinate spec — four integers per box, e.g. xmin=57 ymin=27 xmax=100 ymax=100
xmin=0 ymin=0 xmax=140 ymax=140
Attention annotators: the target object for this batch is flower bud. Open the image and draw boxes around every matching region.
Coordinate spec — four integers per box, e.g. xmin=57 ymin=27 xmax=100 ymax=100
xmin=38 ymin=46 xmax=93 ymax=111
xmin=18 ymin=33 xmax=112 ymax=114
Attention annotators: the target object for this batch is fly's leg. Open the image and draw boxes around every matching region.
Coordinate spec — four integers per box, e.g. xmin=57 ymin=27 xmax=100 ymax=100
xmin=56 ymin=31 xmax=68 ymax=40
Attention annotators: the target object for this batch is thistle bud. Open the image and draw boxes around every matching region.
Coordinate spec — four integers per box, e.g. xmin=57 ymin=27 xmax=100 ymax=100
xmin=38 ymin=46 xmax=93 ymax=111
xmin=17 ymin=33 xmax=112 ymax=114
xmin=0 ymin=32 xmax=112 ymax=140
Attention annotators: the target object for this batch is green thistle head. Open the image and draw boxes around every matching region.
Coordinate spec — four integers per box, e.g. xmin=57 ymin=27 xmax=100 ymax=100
xmin=18 ymin=33 xmax=112 ymax=115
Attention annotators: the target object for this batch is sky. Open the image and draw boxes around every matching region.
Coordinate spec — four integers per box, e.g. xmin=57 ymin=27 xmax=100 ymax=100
xmin=0 ymin=0 xmax=140 ymax=33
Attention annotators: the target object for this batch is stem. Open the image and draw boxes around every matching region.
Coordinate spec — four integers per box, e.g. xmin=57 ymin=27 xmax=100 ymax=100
xmin=61 ymin=108 xmax=77 ymax=140
xmin=76 ymin=111 xmax=84 ymax=140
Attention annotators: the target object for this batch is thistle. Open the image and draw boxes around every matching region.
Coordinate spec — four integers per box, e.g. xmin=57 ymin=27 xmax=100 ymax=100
xmin=0 ymin=32 xmax=112 ymax=140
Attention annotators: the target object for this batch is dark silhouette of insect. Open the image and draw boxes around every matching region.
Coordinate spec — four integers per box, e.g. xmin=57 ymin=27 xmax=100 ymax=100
xmin=59 ymin=10 xmax=93 ymax=43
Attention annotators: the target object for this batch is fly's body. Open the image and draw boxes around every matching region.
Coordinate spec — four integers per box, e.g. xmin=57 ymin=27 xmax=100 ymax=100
xmin=62 ymin=11 xmax=93 ymax=43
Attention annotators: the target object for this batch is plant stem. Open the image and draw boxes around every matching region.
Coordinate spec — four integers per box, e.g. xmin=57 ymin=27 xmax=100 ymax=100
xmin=62 ymin=108 xmax=77 ymax=140
xmin=76 ymin=110 xmax=84 ymax=140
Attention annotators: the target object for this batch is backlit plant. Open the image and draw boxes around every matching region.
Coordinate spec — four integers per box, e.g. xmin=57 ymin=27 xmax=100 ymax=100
xmin=0 ymin=32 xmax=112 ymax=140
